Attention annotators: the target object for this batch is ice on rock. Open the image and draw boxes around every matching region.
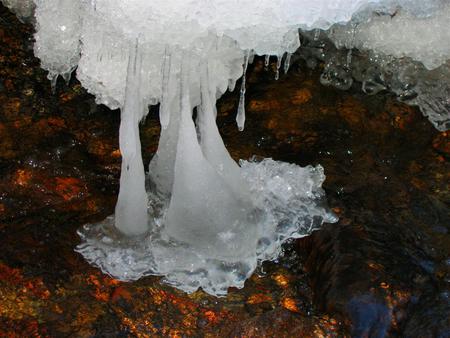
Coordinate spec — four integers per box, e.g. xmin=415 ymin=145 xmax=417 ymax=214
xmin=34 ymin=0 xmax=82 ymax=85
xmin=328 ymin=2 xmax=450 ymax=70
xmin=2 ymin=0 xmax=34 ymax=21
xmin=4 ymin=0 xmax=449 ymax=295
xmin=293 ymin=1 xmax=450 ymax=130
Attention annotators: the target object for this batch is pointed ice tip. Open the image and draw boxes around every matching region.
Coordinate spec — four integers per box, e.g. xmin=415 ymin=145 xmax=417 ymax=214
xmin=49 ymin=74 xmax=58 ymax=94
xmin=62 ymin=71 xmax=72 ymax=85
xmin=238 ymin=125 xmax=245 ymax=132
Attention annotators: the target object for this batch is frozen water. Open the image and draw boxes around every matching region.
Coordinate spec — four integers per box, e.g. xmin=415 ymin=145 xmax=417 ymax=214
xmin=2 ymin=0 xmax=33 ymax=21
xmin=295 ymin=2 xmax=450 ymax=131
xmin=114 ymin=40 xmax=149 ymax=236
xmin=3 ymin=0 xmax=449 ymax=295
xmin=328 ymin=2 xmax=450 ymax=70
xmin=77 ymin=158 xmax=337 ymax=296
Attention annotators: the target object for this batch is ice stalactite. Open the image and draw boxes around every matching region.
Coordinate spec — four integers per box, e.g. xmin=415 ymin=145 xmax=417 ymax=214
xmin=264 ymin=54 xmax=270 ymax=67
xmin=236 ymin=51 xmax=249 ymax=131
xmin=275 ymin=55 xmax=282 ymax=80
xmin=284 ymin=53 xmax=292 ymax=74
xmin=159 ymin=48 xmax=173 ymax=130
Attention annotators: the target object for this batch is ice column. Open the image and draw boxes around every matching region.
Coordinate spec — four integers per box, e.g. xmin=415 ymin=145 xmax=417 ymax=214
xmin=163 ymin=55 xmax=257 ymax=259
xmin=115 ymin=41 xmax=149 ymax=236
xmin=148 ymin=51 xmax=182 ymax=197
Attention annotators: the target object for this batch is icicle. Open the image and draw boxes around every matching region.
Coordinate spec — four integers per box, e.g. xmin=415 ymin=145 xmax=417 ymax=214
xmin=165 ymin=53 xmax=257 ymax=260
xmin=148 ymin=52 xmax=181 ymax=197
xmin=346 ymin=49 xmax=353 ymax=68
xmin=248 ymin=50 xmax=255 ymax=64
xmin=228 ymin=78 xmax=236 ymax=92
xmin=275 ymin=54 xmax=282 ymax=80
xmin=114 ymin=39 xmax=149 ymax=236
xmin=264 ymin=54 xmax=270 ymax=68
xmin=198 ymin=61 xmax=248 ymax=199
xmin=160 ymin=47 xmax=172 ymax=129
xmin=62 ymin=70 xmax=72 ymax=85
xmin=314 ymin=28 xmax=320 ymax=41
xmin=236 ymin=50 xmax=249 ymax=131
xmin=349 ymin=22 xmax=358 ymax=49
xmin=49 ymin=73 xmax=58 ymax=94
xmin=236 ymin=94 xmax=245 ymax=131
xmin=284 ymin=53 xmax=292 ymax=74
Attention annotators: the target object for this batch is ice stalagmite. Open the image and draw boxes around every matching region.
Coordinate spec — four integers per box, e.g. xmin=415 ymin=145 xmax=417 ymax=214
xmin=4 ymin=0 xmax=449 ymax=295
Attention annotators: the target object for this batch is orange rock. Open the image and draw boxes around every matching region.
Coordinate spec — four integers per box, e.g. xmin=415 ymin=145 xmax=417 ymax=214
xmin=111 ymin=149 xmax=121 ymax=158
xmin=338 ymin=96 xmax=366 ymax=126
xmin=281 ymin=297 xmax=300 ymax=313
xmin=272 ymin=274 xmax=289 ymax=288
xmin=0 ymin=262 xmax=23 ymax=284
xmin=248 ymin=99 xmax=281 ymax=112
xmin=291 ymin=88 xmax=312 ymax=105
xmin=247 ymin=293 xmax=273 ymax=305
xmin=111 ymin=286 xmax=132 ymax=302
xmin=46 ymin=117 xmax=66 ymax=128
xmin=204 ymin=310 xmax=220 ymax=324
xmin=433 ymin=132 xmax=450 ymax=155
xmin=54 ymin=177 xmax=84 ymax=201
xmin=4 ymin=97 xmax=21 ymax=119
xmin=14 ymin=169 xmax=32 ymax=187
xmin=380 ymin=282 xmax=389 ymax=289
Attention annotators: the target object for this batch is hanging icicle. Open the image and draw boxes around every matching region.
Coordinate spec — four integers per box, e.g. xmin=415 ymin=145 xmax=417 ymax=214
xmin=284 ymin=53 xmax=292 ymax=74
xmin=236 ymin=50 xmax=249 ymax=131
xmin=160 ymin=47 xmax=172 ymax=129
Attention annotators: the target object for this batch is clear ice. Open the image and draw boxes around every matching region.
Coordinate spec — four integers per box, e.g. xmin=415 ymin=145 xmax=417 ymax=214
xmin=3 ymin=0 xmax=449 ymax=295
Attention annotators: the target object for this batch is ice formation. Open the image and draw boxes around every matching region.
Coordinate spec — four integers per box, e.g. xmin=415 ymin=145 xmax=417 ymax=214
xmin=313 ymin=1 xmax=450 ymax=130
xmin=3 ymin=0 xmax=449 ymax=295
xmin=2 ymin=0 xmax=33 ymax=21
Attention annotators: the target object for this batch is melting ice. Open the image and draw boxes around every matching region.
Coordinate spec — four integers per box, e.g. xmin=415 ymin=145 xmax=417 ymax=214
xmin=4 ymin=0 xmax=449 ymax=295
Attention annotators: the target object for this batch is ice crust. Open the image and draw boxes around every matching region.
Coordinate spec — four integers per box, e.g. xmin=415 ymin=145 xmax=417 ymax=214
xmin=3 ymin=0 xmax=449 ymax=295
